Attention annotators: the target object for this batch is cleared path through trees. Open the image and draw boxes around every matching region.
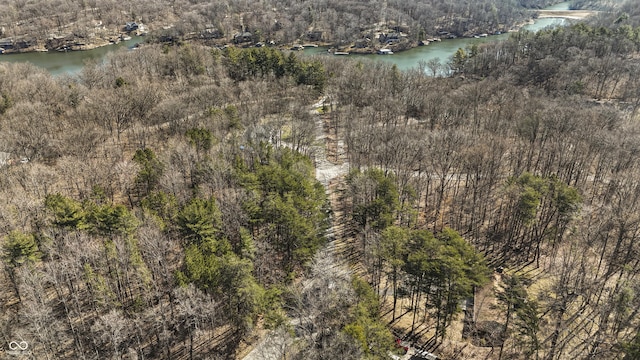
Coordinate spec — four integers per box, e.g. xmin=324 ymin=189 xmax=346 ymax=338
xmin=241 ymin=97 xmax=350 ymax=360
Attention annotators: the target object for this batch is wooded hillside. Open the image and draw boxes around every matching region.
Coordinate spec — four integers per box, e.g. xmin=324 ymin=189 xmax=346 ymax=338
xmin=0 ymin=0 xmax=565 ymax=51
xmin=2 ymin=2 xmax=640 ymax=359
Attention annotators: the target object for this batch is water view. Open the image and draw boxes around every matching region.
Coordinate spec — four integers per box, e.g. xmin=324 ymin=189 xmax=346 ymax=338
xmin=0 ymin=37 xmax=143 ymax=75
xmin=302 ymin=17 xmax=567 ymax=71
xmin=0 ymin=2 xmax=574 ymax=75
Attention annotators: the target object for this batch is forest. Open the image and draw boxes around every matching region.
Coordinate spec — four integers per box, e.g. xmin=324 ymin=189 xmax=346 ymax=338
xmin=2 ymin=0 xmax=640 ymax=360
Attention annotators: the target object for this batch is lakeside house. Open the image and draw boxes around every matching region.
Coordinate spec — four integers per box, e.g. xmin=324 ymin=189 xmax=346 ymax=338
xmin=0 ymin=38 xmax=13 ymax=51
xmin=0 ymin=37 xmax=34 ymax=51
xmin=201 ymin=28 xmax=224 ymax=39
xmin=379 ymin=32 xmax=401 ymax=44
xmin=306 ymin=30 xmax=323 ymax=42
xmin=233 ymin=32 xmax=253 ymax=44
xmin=125 ymin=22 xmax=147 ymax=35
xmin=125 ymin=22 xmax=139 ymax=32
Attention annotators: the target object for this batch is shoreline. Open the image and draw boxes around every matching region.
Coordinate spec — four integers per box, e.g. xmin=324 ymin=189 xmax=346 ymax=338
xmin=0 ymin=35 xmax=143 ymax=56
xmin=0 ymin=11 xmax=594 ymax=57
xmin=0 ymin=24 xmax=146 ymax=55
xmin=310 ymin=18 xmax=550 ymax=56
xmin=206 ymin=11 xmax=593 ymax=56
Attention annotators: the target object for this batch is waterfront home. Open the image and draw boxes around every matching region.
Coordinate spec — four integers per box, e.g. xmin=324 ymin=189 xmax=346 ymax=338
xmin=0 ymin=38 xmax=13 ymax=50
xmin=233 ymin=32 xmax=253 ymax=44
xmin=379 ymin=32 xmax=401 ymax=44
xmin=306 ymin=31 xmax=323 ymax=41
xmin=125 ymin=22 xmax=139 ymax=32
xmin=201 ymin=28 xmax=224 ymax=39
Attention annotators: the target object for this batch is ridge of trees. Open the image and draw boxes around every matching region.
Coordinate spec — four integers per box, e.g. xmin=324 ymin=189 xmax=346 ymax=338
xmin=453 ymin=22 xmax=640 ymax=103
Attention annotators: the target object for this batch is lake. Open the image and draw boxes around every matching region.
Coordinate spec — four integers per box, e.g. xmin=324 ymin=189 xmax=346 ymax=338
xmin=301 ymin=16 xmax=567 ymax=71
xmin=0 ymin=37 xmax=144 ymax=75
xmin=0 ymin=3 xmax=573 ymax=75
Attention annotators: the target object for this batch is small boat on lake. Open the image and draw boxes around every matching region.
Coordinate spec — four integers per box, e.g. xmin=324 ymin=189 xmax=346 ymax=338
xmin=377 ymin=48 xmax=394 ymax=55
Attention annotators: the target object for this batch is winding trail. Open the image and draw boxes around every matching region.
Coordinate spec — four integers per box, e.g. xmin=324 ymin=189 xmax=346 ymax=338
xmin=241 ymin=98 xmax=350 ymax=360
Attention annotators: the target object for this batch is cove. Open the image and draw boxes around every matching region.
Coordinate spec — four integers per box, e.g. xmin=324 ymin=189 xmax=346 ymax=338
xmin=0 ymin=37 xmax=143 ymax=75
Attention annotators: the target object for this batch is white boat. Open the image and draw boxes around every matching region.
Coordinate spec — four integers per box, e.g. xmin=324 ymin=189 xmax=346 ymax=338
xmin=377 ymin=48 xmax=394 ymax=55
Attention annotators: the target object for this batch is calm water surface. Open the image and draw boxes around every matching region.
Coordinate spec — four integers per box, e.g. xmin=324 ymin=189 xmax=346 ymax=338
xmin=0 ymin=37 xmax=143 ymax=75
xmin=0 ymin=2 xmax=573 ymax=75
xmin=303 ymin=14 xmax=567 ymax=71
